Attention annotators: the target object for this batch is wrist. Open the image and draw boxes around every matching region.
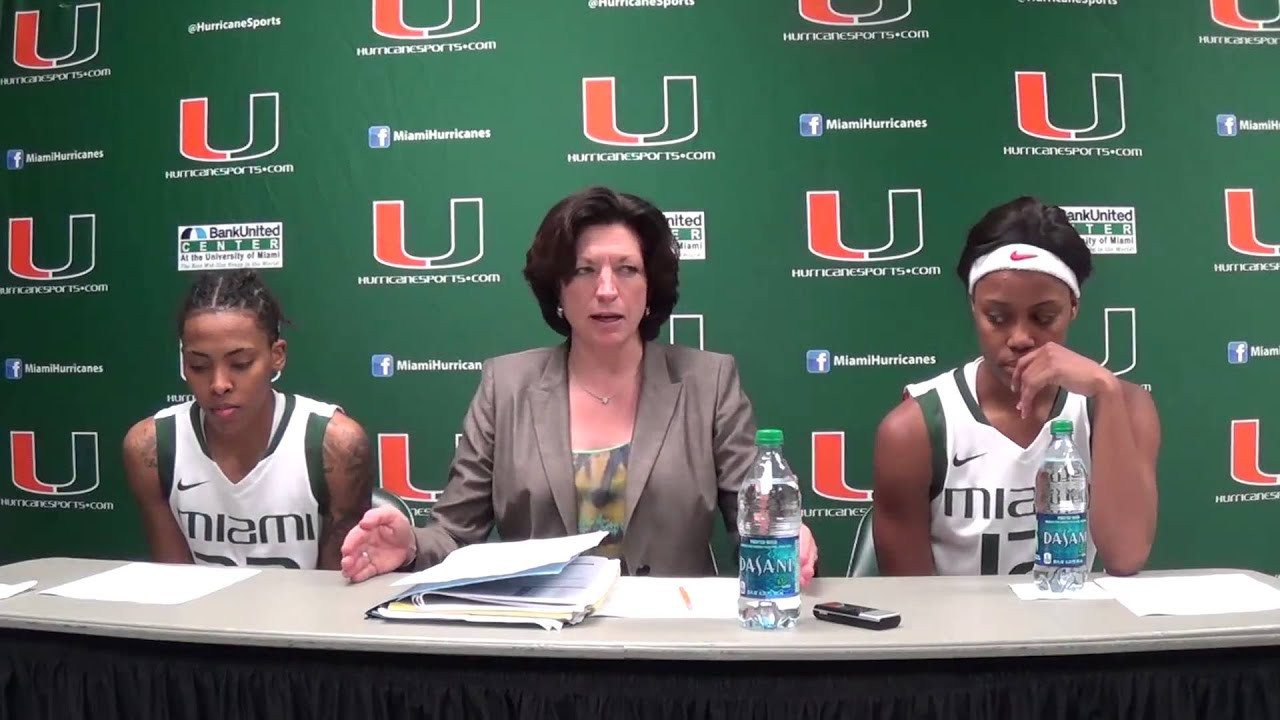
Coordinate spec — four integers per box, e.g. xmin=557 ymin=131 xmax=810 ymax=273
xmin=404 ymin=532 xmax=419 ymax=569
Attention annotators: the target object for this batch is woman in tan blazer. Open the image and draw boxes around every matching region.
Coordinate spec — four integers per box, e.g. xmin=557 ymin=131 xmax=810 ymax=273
xmin=341 ymin=187 xmax=817 ymax=581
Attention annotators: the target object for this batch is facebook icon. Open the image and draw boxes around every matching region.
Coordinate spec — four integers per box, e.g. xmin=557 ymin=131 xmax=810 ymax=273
xmin=806 ymin=349 xmax=831 ymax=374
xmin=368 ymin=125 xmax=392 ymax=149
xmin=799 ymin=113 xmax=824 ymax=138
xmin=371 ymin=354 xmax=395 ymax=377
xmin=4 ymin=358 xmax=22 ymax=380
xmin=5 ymin=149 xmax=24 ymax=170
xmin=1228 ymin=341 xmax=1250 ymax=365
xmin=1217 ymin=114 xmax=1239 ymax=137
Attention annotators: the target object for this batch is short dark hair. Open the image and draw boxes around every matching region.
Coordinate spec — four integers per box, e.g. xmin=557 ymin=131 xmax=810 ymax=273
xmin=523 ymin=186 xmax=679 ymax=342
xmin=956 ymin=196 xmax=1093 ymax=289
xmin=177 ymin=269 xmax=288 ymax=342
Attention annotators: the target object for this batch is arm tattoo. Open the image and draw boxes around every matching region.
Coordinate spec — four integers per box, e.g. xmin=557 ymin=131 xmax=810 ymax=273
xmin=318 ymin=422 xmax=373 ymax=568
xmin=344 ymin=430 xmax=372 ymax=484
xmin=133 ymin=422 xmax=158 ymax=470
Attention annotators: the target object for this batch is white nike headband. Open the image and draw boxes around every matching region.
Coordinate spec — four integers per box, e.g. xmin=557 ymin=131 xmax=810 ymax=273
xmin=967 ymin=243 xmax=1081 ymax=299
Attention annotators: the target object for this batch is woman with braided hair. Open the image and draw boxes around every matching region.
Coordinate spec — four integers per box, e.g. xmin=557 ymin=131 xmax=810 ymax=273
xmin=123 ymin=270 xmax=372 ymax=570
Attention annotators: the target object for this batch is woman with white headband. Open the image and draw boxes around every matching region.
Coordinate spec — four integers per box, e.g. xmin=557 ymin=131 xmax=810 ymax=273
xmin=869 ymin=197 xmax=1160 ymax=577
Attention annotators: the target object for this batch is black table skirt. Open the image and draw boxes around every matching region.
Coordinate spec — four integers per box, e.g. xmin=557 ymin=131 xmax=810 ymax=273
xmin=2 ymin=629 xmax=1279 ymax=720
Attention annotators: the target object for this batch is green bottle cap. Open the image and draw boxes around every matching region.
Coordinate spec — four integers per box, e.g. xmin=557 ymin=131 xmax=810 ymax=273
xmin=756 ymin=429 xmax=783 ymax=445
xmin=1050 ymin=419 xmax=1073 ymax=435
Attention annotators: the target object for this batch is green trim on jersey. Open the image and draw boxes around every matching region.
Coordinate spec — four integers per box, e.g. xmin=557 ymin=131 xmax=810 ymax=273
xmin=189 ymin=393 xmax=296 ymax=462
xmin=953 ymin=367 xmax=1067 ymax=425
xmin=188 ymin=402 xmax=209 ymax=457
xmin=1086 ymin=395 xmax=1097 ymax=452
xmin=1049 ymin=386 xmax=1068 ymax=419
xmin=265 ymin=394 xmax=297 ymax=456
xmin=304 ymin=412 xmax=332 ymax=519
xmin=156 ymin=415 xmax=177 ymax=499
xmin=915 ymin=388 xmax=948 ymax=501
xmin=952 ymin=367 xmax=986 ymax=424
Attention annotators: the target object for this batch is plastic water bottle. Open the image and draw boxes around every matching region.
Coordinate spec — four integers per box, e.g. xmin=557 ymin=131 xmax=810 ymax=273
xmin=1034 ymin=419 xmax=1089 ymax=592
xmin=737 ymin=428 xmax=802 ymax=629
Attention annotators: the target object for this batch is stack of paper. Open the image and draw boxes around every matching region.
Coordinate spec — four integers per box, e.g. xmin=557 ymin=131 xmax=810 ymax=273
xmin=367 ymin=531 xmax=619 ymax=630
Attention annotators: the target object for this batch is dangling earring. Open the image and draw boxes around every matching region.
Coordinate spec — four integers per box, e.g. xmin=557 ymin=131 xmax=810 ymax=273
xmin=644 ymin=307 xmax=650 ymax=317
xmin=556 ymin=306 xmax=564 ymax=318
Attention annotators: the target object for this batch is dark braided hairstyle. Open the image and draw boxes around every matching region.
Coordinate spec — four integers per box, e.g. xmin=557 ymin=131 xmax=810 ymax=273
xmin=177 ymin=270 xmax=289 ymax=342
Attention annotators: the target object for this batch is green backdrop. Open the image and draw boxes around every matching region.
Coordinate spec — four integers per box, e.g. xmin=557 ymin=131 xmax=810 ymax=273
xmin=3 ymin=0 xmax=1278 ymax=577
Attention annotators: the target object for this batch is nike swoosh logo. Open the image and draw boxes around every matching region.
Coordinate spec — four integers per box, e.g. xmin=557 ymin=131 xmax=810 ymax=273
xmin=176 ymin=480 xmax=209 ymax=491
xmin=952 ymin=453 xmax=986 ymax=467
xmin=1010 ymin=251 xmax=1038 ymax=261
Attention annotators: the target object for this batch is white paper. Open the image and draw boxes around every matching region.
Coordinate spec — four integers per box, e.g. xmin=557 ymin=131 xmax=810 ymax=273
xmin=0 ymin=581 xmax=36 ymax=600
xmin=372 ymin=605 xmax=566 ymax=631
xmin=1094 ymin=573 xmax=1280 ymax=617
xmin=1009 ymin=581 xmax=1113 ymax=601
xmin=392 ymin=531 xmax=608 ymax=588
xmin=40 ymin=563 xmax=259 ymax=605
xmin=596 ymin=576 xmax=740 ymax=619
xmin=432 ymin=556 xmax=620 ymax=609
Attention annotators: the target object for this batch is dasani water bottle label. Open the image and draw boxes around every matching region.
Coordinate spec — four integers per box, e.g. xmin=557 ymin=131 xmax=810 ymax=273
xmin=1036 ymin=513 xmax=1088 ymax=567
xmin=739 ymin=535 xmax=798 ymax=599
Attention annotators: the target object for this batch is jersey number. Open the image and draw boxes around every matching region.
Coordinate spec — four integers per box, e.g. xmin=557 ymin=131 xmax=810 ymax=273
xmin=193 ymin=551 xmax=300 ymax=569
xmin=980 ymin=530 xmax=1035 ymax=575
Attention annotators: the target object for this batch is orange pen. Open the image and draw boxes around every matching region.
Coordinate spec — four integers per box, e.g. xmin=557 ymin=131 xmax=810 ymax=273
xmin=678 ymin=585 xmax=693 ymax=611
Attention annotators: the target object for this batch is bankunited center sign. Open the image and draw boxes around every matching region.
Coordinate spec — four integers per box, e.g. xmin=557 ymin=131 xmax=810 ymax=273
xmin=177 ymin=222 xmax=284 ymax=271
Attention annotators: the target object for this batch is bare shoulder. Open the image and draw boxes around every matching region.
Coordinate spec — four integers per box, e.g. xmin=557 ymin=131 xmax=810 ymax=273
xmin=875 ymin=396 xmax=929 ymax=451
xmin=122 ymin=416 xmax=159 ymax=492
xmin=1118 ymin=379 xmax=1156 ymax=410
xmin=122 ymin=416 xmax=156 ymax=464
xmin=324 ymin=411 xmax=370 ymax=460
xmin=1116 ymin=380 xmax=1161 ymax=453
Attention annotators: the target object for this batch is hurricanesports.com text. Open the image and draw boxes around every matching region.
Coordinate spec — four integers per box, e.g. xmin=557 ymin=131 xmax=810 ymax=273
xmin=802 ymin=507 xmax=870 ymax=519
xmin=357 ymin=41 xmax=497 ymax=56
xmin=0 ymin=68 xmax=111 ymax=86
xmin=165 ymin=164 xmax=295 ymax=180
xmin=188 ymin=17 xmax=282 ymax=34
xmin=1215 ymin=263 xmax=1280 ymax=273
xmin=588 ymin=0 xmax=694 ymax=7
xmin=0 ymin=498 xmax=114 ymax=511
xmin=791 ymin=266 xmax=942 ymax=278
xmin=1215 ymin=491 xmax=1280 ymax=504
xmin=1200 ymin=35 xmax=1279 ymax=45
xmin=567 ymin=150 xmax=716 ymax=163
xmin=0 ymin=284 xmax=109 ymax=295
xmin=782 ymin=30 xmax=929 ymax=42
xmin=357 ymin=274 xmax=502 ymax=285
xmin=1018 ymin=0 xmax=1116 ymax=5
xmin=1003 ymin=146 xmax=1143 ymax=158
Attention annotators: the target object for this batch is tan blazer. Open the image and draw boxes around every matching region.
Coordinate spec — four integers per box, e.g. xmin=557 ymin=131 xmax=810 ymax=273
xmin=412 ymin=341 xmax=758 ymax=576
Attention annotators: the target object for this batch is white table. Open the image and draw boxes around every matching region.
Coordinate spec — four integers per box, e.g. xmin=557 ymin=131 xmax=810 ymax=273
xmin=2 ymin=558 xmax=1278 ymax=719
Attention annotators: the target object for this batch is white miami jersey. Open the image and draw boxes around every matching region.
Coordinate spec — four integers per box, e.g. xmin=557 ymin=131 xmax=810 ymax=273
xmin=154 ymin=391 xmax=338 ymax=570
xmin=904 ymin=358 xmax=1096 ymax=576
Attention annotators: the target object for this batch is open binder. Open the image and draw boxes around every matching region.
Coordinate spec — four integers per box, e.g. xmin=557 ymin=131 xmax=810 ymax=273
xmin=366 ymin=531 xmax=620 ymax=631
